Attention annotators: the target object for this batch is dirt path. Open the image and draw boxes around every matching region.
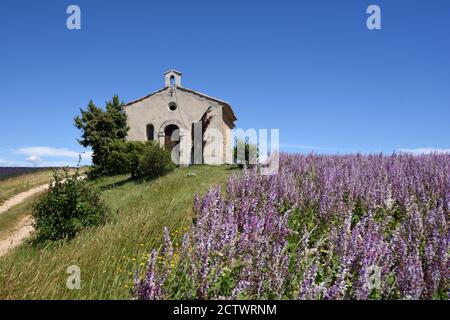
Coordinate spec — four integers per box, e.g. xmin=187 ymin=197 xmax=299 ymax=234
xmin=0 ymin=216 xmax=34 ymax=257
xmin=0 ymin=184 xmax=49 ymax=215
xmin=0 ymin=183 xmax=50 ymax=257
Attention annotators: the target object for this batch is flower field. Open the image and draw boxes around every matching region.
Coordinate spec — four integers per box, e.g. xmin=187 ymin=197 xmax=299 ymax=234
xmin=135 ymin=153 xmax=449 ymax=300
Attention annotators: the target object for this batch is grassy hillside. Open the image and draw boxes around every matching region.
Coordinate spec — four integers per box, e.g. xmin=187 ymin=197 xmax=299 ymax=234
xmin=0 ymin=169 xmax=55 ymax=205
xmin=0 ymin=165 xmax=236 ymax=299
xmin=0 ymin=197 xmax=34 ymax=241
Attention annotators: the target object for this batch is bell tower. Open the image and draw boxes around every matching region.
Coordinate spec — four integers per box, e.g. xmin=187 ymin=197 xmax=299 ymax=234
xmin=164 ymin=70 xmax=182 ymax=88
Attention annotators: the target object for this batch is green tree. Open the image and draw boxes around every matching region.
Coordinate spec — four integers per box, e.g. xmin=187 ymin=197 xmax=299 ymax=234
xmin=233 ymin=137 xmax=259 ymax=166
xmin=74 ymin=95 xmax=128 ymax=174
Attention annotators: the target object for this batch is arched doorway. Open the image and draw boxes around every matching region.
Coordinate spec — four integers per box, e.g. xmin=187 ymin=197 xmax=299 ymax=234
xmin=164 ymin=124 xmax=180 ymax=164
xmin=164 ymin=124 xmax=180 ymax=150
xmin=159 ymin=120 xmax=187 ymax=166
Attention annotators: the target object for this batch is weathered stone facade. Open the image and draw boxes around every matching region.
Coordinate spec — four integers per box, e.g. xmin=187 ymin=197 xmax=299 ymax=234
xmin=125 ymin=70 xmax=236 ymax=165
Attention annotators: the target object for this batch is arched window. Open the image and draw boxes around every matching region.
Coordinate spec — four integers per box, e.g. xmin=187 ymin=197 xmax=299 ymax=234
xmin=146 ymin=124 xmax=154 ymax=141
xmin=170 ymin=75 xmax=175 ymax=88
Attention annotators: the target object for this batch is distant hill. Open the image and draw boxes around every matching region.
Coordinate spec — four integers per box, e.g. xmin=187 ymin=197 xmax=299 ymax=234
xmin=0 ymin=167 xmax=55 ymax=180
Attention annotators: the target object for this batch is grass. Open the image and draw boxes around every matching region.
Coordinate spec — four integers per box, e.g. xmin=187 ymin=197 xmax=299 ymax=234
xmin=0 ymin=165 xmax=237 ymax=299
xmin=0 ymin=196 xmax=35 ymax=241
xmin=0 ymin=169 xmax=55 ymax=205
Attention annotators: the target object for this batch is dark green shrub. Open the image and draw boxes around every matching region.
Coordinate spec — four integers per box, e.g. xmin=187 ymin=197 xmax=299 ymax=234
xmin=133 ymin=142 xmax=175 ymax=179
xmin=102 ymin=140 xmax=147 ymax=176
xmin=31 ymin=169 xmax=109 ymax=244
xmin=97 ymin=140 xmax=174 ymax=178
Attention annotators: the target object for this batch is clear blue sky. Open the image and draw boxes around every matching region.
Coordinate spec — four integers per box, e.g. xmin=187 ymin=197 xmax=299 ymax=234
xmin=1 ymin=0 xmax=449 ymax=166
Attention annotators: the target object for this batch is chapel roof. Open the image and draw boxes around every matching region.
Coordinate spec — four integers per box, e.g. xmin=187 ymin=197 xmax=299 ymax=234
xmin=124 ymin=84 xmax=237 ymax=122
